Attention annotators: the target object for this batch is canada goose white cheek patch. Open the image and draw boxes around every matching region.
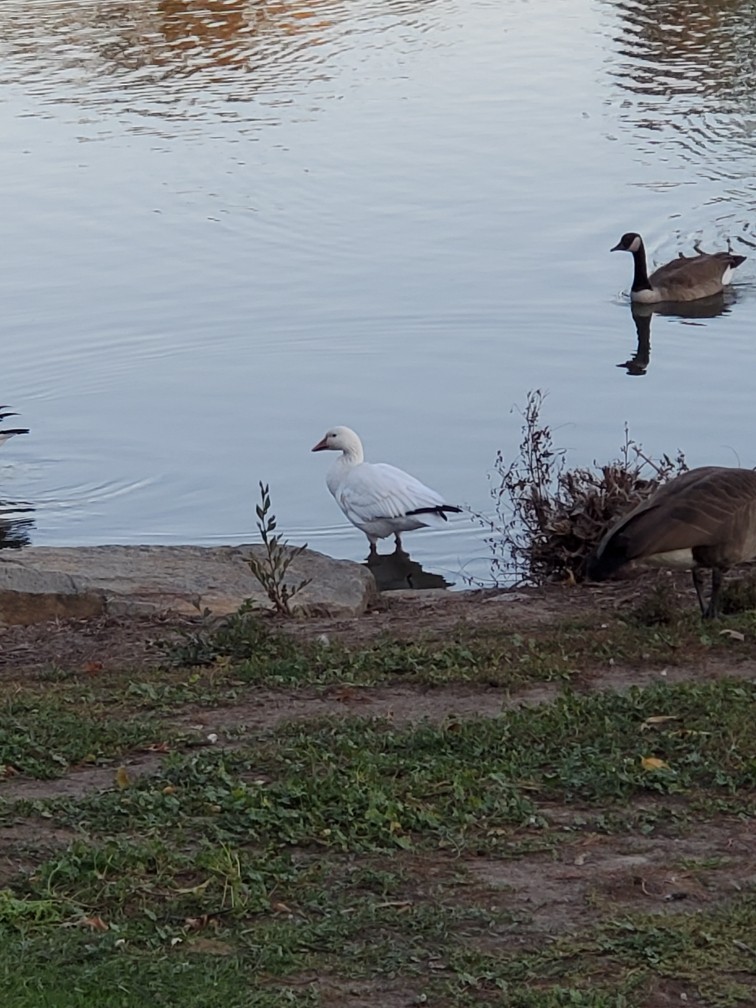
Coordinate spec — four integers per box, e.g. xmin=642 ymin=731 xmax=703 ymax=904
xmin=628 ymin=235 xmax=642 ymax=252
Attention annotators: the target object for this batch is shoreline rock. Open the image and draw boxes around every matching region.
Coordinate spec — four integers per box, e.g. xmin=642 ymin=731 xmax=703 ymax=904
xmin=0 ymin=545 xmax=379 ymax=625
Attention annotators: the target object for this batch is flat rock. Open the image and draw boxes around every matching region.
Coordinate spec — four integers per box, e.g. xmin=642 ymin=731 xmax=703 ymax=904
xmin=0 ymin=545 xmax=378 ymax=625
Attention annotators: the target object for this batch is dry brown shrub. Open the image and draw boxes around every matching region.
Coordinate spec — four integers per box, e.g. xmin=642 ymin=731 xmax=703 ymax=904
xmin=474 ymin=390 xmax=687 ymax=586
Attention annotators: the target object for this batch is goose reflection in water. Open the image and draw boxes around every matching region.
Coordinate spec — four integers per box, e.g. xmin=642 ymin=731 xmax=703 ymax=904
xmin=365 ymin=545 xmax=452 ymax=592
xmin=617 ymin=293 xmax=736 ymax=376
xmin=0 ymin=504 xmax=34 ymax=551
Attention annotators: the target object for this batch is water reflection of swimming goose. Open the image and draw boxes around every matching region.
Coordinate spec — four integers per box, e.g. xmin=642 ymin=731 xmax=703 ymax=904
xmin=312 ymin=425 xmax=462 ymax=556
xmin=617 ymin=295 xmax=733 ymax=376
xmin=0 ymin=407 xmax=29 ymax=446
xmin=587 ymin=466 xmax=756 ymax=619
xmin=611 ymin=232 xmax=746 ymax=303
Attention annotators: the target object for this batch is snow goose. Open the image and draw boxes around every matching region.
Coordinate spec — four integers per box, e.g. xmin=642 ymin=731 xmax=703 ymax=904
xmin=312 ymin=426 xmax=462 ymax=555
xmin=0 ymin=406 xmax=29 ymax=447
xmin=611 ymin=232 xmax=746 ymax=303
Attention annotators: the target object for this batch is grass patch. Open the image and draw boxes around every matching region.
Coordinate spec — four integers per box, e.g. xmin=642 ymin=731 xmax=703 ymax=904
xmin=0 ymin=675 xmax=753 ymax=1007
xmin=444 ymin=894 xmax=756 ymax=1006
xmin=3 ymin=607 xmax=755 ymax=743
xmin=157 ymin=607 xmax=756 ymax=690
xmin=10 ymin=679 xmax=755 ymax=850
xmin=0 ymin=694 xmax=171 ymax=778
xmin=2 ymin=608 xmax=754 ymax=1007
xmin=0 ymin=936 xmax=320 ymax=1008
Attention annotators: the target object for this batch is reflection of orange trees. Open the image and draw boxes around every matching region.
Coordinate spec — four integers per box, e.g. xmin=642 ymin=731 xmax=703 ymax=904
xmin=1 ymin=0 xmax=340 ymax=85
xmin=155 ymin=1 xmax=335 ymax=64
xmin=2 ymin=1 xmax=442 ymax=92
xmin=125 ymin=1 xmax=339 ymax=79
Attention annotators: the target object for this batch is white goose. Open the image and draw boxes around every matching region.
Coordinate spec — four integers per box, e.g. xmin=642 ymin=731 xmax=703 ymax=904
xmin=312 ymin=426 xmax=462 ymax=555
xmin=0 ymin=407 xmax=29 ymax=447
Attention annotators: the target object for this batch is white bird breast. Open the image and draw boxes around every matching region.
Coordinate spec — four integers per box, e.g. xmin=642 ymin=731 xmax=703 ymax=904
xmin=644 ymin=548 xmax=696 ymax=570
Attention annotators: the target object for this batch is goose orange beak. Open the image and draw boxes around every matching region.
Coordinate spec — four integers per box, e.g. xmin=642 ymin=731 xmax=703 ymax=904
xmin=311 ymin=436 xmax=328 ymax=452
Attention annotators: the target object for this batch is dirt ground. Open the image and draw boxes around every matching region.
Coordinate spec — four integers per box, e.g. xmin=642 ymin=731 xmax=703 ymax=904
xmin=1 ymin=579 xmax=754 ymax=1006
xmin=0 ymin=576 xmax=752 ymax=790
xmin=0 ymin=575 xmax=710 ymax=672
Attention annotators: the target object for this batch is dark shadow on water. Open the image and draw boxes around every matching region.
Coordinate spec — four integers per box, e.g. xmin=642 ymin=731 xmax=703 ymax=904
xmin=365 ymin=546 xmax=452 ymax=591
xmin=0 ymin=501 xmax=35 ymax=550
xmin=616 ymin=293 xmax=735 ymax=376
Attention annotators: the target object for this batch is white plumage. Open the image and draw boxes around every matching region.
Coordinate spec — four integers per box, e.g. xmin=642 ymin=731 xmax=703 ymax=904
xmin=0 ymin=433 xmax=26 ymax=446
xmin=311 ymin=426 xmax=462 ymax=555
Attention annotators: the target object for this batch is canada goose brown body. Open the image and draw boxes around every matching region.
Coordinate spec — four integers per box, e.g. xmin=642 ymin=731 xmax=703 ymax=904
xmin=587 ymin=466 xmax=756 ymax=618
xmin=612 ymin=232 xmax=746 ymax=304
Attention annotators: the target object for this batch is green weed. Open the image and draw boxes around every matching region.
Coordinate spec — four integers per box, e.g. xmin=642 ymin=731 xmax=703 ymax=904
xmin=246 ymin=482 xmax=311 ymax=615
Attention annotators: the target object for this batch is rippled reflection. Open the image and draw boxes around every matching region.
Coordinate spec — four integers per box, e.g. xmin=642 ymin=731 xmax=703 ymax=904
xmin=608 ymin=0 xmax=756 ymax=106
xmin=0 ymin=0 xmax=441 ymax=124
xmin=616 ymin=306 xmax=653 ymax=376
xmin=366 ymin=546 xmax=452 ymax=591
xmin=0 ymin=503 xmax=35 ymax=550
xmin=616 ymin=295 xmax=735 ymax=376
xmin=606 ymin=0 xmax=756 ymax=211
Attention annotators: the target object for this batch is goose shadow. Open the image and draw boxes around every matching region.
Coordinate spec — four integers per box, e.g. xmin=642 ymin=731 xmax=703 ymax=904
xmin=616 ymin=293 xmax=736 ymax=376
xmin=365 ymin=546 xmax=452 ymax=591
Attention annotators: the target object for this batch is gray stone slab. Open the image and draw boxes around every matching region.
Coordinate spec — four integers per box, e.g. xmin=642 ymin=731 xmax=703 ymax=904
xmin=0 ymin=545 xmax=378 ymax=624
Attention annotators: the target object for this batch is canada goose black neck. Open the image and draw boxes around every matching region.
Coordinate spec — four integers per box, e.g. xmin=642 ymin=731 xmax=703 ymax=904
xmin=613 ymin=230 xmax=747 ymax=303
xmin=630 ymin=239 xmax=653 ymax=293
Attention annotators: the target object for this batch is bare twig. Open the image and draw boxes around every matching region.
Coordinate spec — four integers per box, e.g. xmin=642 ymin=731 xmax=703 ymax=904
xmin=469 ymin=390 xmax=687 ymax=587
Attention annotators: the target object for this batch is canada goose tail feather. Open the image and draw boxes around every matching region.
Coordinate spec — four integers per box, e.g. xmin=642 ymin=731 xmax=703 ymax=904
xmin=730 ymin=254 xmax=747 ymax=269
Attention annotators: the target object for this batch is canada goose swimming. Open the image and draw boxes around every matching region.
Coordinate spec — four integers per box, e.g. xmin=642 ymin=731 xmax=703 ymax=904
xmin=586 ymin=466 xmax=756 ymax=619
xmin=311 ymin=425 xmax=462 ymax=556
xmin=0 ymin=406 xmax=29 ymax=447
xmin=611 ymin=232 xmax=746 ymax=303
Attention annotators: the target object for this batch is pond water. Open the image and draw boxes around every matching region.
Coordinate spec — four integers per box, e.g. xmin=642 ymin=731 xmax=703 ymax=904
xmin=2 ymin=0 xmax=756 ymax=586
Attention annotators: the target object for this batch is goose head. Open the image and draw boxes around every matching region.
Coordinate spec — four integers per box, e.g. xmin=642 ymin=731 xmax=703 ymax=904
xmin=611 ymin=232 xmax=643 ymax=253
xmin=311 ymin=426 xmax=363 ymax=457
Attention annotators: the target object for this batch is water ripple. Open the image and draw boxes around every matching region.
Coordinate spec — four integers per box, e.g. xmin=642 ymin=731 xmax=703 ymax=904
xmin=0 ymin=0 xmax=449 ymax=133
xmin=602 ymin=0 xmax=756 ymax=251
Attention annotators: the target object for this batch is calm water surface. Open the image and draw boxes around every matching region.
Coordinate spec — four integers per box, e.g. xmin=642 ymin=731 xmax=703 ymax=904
xmin=2 ymin=0 xmax=756 ymax=584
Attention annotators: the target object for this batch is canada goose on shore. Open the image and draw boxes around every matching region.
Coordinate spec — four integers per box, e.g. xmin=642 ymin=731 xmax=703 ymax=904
xmin=586 ymin=466 xmax=756 ymax=619
xmin=611 ymin=232 xmax=746 ymax=303
xmin=0 ymin=406 xmax=29 ymax=447
xmin=311 ymin=425 xmax=462 ymax=556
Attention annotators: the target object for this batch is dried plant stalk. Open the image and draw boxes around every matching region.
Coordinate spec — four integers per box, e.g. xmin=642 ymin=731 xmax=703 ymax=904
xmin=474 ymin=390 xmax=687 ymax=586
